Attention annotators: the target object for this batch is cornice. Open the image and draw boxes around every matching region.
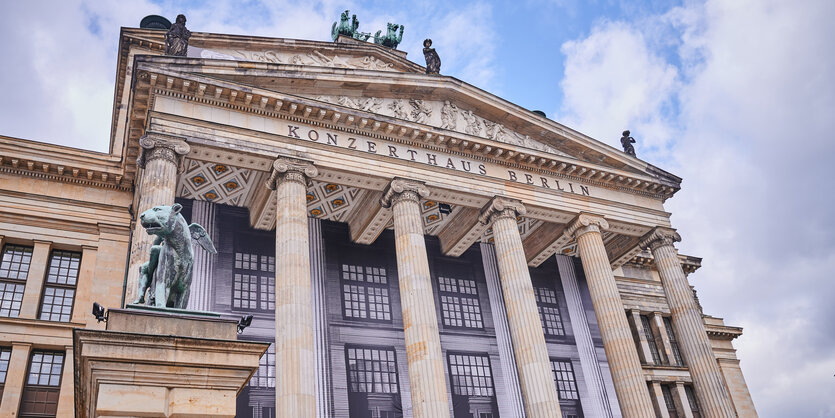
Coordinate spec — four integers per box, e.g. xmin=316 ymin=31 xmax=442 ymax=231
xmin=126 ymin=65 xmax=680 ymax=203
xmin=0 ymin=152 xmax=129 ymax=190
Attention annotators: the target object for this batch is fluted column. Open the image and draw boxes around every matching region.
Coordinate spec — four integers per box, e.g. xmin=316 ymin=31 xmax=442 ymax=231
xmin=479 ymin=197 xmax=561 ymax=418
xmin=187 ymin=200 xmax=217 ymax=311
xmin=380 ymin=178 xmax=450 ymax=418
xmin=641 ymin=227 xmax=736 ymax=417
xmin=566 ymin=213 xmax=654 ymax=417
xmin=267 ymin=157 xmax=319 ymax=418
xmin=126 ymin=133 xmax=190 ymax=304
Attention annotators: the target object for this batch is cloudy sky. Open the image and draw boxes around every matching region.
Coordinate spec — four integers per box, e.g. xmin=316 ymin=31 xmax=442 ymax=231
xmin=1 ymin=0 xmax=833 ymax=415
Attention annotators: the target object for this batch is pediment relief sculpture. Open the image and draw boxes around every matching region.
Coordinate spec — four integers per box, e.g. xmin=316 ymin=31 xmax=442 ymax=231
xmin=198 ymin=48 xmax=398 ymax=71
xmin=306 ymin=95 xmax=569 ymax=157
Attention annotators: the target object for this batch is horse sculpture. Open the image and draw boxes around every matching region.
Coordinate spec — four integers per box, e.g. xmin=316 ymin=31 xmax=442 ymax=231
xmin=133 ymin=203 xmax=216 ymax=309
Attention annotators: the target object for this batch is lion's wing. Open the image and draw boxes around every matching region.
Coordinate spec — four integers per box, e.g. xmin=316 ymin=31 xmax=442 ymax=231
xmin=188 ymin=223 xmax=218 ymax=254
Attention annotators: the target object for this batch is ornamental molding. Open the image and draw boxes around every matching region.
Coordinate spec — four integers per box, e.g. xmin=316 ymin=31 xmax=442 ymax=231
xmin=380 ymin=178 xmax=430 ymax=208
xmin=564 ymin=213 xmax=609 ymax=239
xmin=477 ymin=196 xmax=526 ymax=225
xmin=265 ymin=157 xmax=318 ymax=189
xmin=639 ymin=226 xmax=682 ymax=251
xmin=136 ymin=132 xmax=190 ymax=172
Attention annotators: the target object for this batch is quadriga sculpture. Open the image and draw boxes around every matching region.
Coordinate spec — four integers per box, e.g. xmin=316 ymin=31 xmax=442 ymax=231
xmin=133 ymin=203 xmax=217 ymax=309
xmin=374 ymin=23 xmax=404 ymax=49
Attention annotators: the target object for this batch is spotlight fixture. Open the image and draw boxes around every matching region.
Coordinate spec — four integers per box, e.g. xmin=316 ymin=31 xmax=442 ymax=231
xmin=92 ymin=302 xmax=107 ymax=323
xmin=438 ymin=203 xmax=452 ymax=215
xmin=237 ymin=314 xmax=254 ymax=334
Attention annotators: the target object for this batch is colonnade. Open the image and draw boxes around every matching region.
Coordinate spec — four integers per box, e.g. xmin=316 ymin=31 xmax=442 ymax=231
xmin=125 ymin=144 xmax=735 ymax=417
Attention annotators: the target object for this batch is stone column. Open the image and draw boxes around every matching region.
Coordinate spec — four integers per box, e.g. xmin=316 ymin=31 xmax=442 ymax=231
xmin=126 ymin=133 xmax=190 ymax=304
xmin=640 ymin=227 xmax=736 ymax=417
xmin=267 ymin=157 xmax=319 ymax=418
xmin=187 ymin=200 xmax=217 ymax=311
xmin=309 ymin=217 xmax=333 ymax=418
xmin=565 ymin=213 xmax=655 ymax=417
xmin=19 ymin=240 xmax=52 ymax=319
xmin=556 ymin=254 xmax=615 ymax=418
xmin=380 ymin=178 xmax=450 ymax=418
xmin=478 ymin=197 xmax=561 ymax=418
xmin=0 ymin=342 xmax=31 ymax=415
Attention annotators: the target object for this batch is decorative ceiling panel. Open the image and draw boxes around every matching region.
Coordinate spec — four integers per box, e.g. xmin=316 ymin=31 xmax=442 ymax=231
xmin=481 ymin=217 xmax=544 ymax=244
xmin=177 ymin=160 xmax=262 ymax=207
xmin=306 ymin=180 xmax=365 ymax=222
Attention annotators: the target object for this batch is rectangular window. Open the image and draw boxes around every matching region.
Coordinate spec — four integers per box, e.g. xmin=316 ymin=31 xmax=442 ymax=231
xmin=0 ymin=245 xmax=33 ymax=318
xmin=660 ymin=384 xmax=678 ymax=417
xmin=448 ymin=353 xmax=494 ymax=397
xmin=39 ymin=250 xmax=81 ymax=322
xmin=346 ymin=346 xmax=399 ymax=394
xmin=550 ymin=359 xmax=580 ymax=401
xmin=20 ymin=351 xmax=64 ymax=417
xmin=685 ymin=385 xmax=702 ymax=418
xmin=438 ymin=276 xmax=483 ymax=329
xmin=341 ymin=264 xmax=391 ymax=321
xmin=0 ymin=346 xmax=10 ymax=399
xmin=640 ymin=315 xmax=662 ymax=365
xmin=232 ymin=252 xmax=274 ymax=311
xmin=250 ymin=343 xmax=275 ymax=388
xmin=663 ymin=317 xmax=685 ymax=366
xmin=535 ymin=287 xmax=565 ymax=336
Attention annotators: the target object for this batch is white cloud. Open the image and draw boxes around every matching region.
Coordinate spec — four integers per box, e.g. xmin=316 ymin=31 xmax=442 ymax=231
xmin=557 ymin=0 xmax=835 ymax=416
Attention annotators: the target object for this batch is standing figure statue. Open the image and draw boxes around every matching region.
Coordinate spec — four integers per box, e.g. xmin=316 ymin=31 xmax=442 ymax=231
xmin=620 ymin=130 xmax=637 ymax=156
xmin=165 ymin=14 xmax=191 ymax=56
xmin=133 ymin=203 xmax=217 ymax=309
xmin=423 ymin=39 xmax=441 ymax=75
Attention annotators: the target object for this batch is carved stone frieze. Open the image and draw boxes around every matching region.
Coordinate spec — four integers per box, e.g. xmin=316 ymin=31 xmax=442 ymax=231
xmin=638 ymin=226 xmax=681 ymax=251
xmin=564 ymin=213 xmax=609 ymax=239
xmin=206 ymin=48 xmax=397 ymax=71
xmin=137 ymin=133 xmax=190 ymax=172
xmin=478 ymin=196 xmax=526 ymax=225
xmin=380 ymin=178 xmax=430 ymax=208
xmin=265 ymin=157 xmax=319 ymax=189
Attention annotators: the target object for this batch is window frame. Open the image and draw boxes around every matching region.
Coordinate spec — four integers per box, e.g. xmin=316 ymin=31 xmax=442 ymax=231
xmin=663 ymin=317 xmax=685 ymax=366
xmin=344 ymin=344 xmax=400 ymax=395
xmin=338 ymin=262 xmax=393 ymax=324
xmin=660 ymin=384 xmax=678 ymax=417
xmin=0 ymin=244 xmax=34 ymax=318
xmin=38 ymin=250 xmax=81 ymax=322
xmin=231 ymin=251 xmax=275 ymax=313
xmin=550 ymin=358 xmax=581 ymax=403
xmin=640 ymin=315 xmax=662 ymax=365
xmin=534 ymin=286 xmax=567 ymax=338
xmin=434 ymin=260 xmax=485 ymax=331
xmin=446 ymin=351 xmax=496 ymax=398
xmin=19 ymin=350 xmax=64 ymax=418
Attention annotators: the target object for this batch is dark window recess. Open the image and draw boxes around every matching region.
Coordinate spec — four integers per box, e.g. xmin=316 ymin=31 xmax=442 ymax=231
xmin=0 ymin=245 xmax=33 ymax=318
xmin=663 ymin=317 xmax=685 ymax=366
xmin=447 ymin=352 xmax=498 ymax=418
xmin=341 ymin=264 xmax=391 ymax=321
xmin=250 ymin=344 xmax=275 ymax=388
xmin=661 ymin=384 xmax=678 ymax=417
xmin=232 ymin=252 xmax=275 ymax=311
xmin=39 ymin=250 xmax=81 ymax=322
xmin=685 ymin=385 xmax=702 ymax=418
xmin=550 ymin=359 xmax=580 ymax=401
xmin=345 ymin=345 xmax=402 ymax=418
xmin=438 ymin=276 xmax=483 ymax=329
xmin=535 ymin=287 xmax=565 ymax=336
xmin=20 ymin=351 xmax=64 ymax=417
xmin=640 ymin=315 xmax=662 ymax=365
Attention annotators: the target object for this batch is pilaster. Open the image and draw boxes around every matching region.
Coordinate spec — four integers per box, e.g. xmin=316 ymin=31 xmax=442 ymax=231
xmin=479 ymin=196 xmax=562 ymax=418
xmin=566 ymin=213 xmax=655 ymax=417
xmin=0 ymin=342 xmax=32 ymax=415
xmin=19 ymin=240 xmax=52 ymax=319
xmin=641 ymin=227 xmax=736 ymax=417
xmin=71 ymin=246 xmax=98 ymax=324
xmin=380 ymin=178 xmax=450 ymax=418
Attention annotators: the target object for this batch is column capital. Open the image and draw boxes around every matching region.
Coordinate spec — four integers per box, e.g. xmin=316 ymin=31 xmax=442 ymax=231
xmin=478 ymin=196 xmax=526 ymax=225
xmin=380 ymin=178 xmax=430 ymax=208
xmin=564 ymin=213 xmax=609 ymax=239
xmin=639 ymin=227 xmax=681 ymax=251
xmin=266 ymin=157 xmax=319 ymax=189
xmin=137 ymin=132 xmax=190 ymax=171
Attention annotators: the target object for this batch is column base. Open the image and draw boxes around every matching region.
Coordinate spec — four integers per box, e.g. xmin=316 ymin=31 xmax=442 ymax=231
xmin=74 ymin=308 xmax=268 ymax=418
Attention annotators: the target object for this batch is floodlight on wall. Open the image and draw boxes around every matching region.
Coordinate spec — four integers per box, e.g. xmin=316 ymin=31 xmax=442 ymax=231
xmin=92 ymin=302 xmax=107 ymax=323
xmin=439 ymin=203 xmax=453 ymax=215
xmin=237 ymin=315 xmax=254 ymax=334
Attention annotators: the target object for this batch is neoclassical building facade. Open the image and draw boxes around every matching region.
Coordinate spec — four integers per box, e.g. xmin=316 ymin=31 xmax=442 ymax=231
xmin=0 ymin=22 xmax=756 ymax=418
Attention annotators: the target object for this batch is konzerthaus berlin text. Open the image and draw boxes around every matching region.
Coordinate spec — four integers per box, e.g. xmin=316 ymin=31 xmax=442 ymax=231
xmin=0 ymin=15 xmax=757 ymax=418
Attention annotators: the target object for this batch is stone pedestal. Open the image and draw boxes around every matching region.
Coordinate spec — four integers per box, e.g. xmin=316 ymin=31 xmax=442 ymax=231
xmin=74 ymin=307 xmax=268 ymax=418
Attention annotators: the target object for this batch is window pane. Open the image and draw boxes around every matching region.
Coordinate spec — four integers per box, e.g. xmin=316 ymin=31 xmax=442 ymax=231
xmin=250 ymin=343 xmax=276 ymax=388
xmin=26 ymin=351 xmax=64 ymax=387
xmin=0 ymin=347 xmax=10 ymax=383
xmin=0 ymin=281 xmax=25 ymax=318
xmin=550 ymin=359 xmax=580 ymax=401
xmin=46 ymin=250 xmax=81 ymax=286
xmin=341 ymin=264 xmax=391 ymax=321
xmin=0 ymin=245 xmax=33 ymax=280
xmin=448 ymin=353 xmax=493 ymax=397
xmin=438 ymin=277 xmax=483 ymax=329
xmin=346 ymin=346 xmax=399 ymax=394
xmin=641 ymin=315 xmax=662 ymax=365
xmin=39 ymin=287 xmax=75 ymax=322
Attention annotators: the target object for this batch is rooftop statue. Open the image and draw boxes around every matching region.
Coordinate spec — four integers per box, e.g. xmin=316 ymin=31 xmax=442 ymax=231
xmin=331 ymin=10 xmax=371 ymax=41
xmin=374 ymin=23 xmax=404 ymax=49
xmin=165 ymin=14 xmax=191 ymax=56
xmin=423 ymin=39 xmax=441 ymax=75
xmin=621 ymin=130 xmax=637 ymax=157
xmin=133 ymin=203 xmax=217 ymax=309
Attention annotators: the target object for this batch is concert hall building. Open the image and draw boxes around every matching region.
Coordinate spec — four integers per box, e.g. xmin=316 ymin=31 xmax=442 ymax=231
xmin=0 ymin=18 xmax=757 ymax=418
